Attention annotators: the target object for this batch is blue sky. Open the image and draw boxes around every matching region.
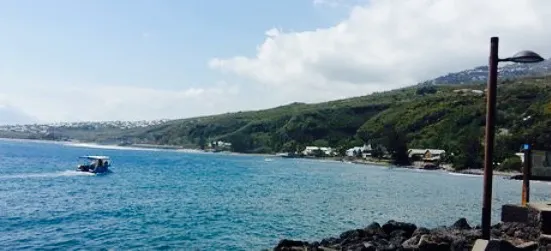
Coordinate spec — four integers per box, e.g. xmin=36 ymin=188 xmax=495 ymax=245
xmin=0 ymin=0 xmax=340 ymax=91
xmin=1 ymin=0 xmax=550 ymax=124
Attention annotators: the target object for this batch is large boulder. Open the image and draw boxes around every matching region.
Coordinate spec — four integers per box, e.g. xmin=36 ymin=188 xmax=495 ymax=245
xmin=274 ymin=239 xmax=309 ymax=251
xmin=382 ymin=220 xmax=418 ymax=238
xmin=451 ymin=218 xmax=471 ymax=230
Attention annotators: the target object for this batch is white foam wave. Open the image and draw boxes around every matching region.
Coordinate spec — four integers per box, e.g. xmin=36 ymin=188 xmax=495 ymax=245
xmin=447 ymin=172 xmax=480 ymax=178
xmin=64 ymin=142 xmax=205 ymax=154
xmin=0 ymin=170 xmax=95 ymax=179
xmin=64 ymin=142 xmax=161 ymax=152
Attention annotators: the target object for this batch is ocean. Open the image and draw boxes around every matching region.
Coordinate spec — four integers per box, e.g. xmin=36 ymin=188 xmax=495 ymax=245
xmin=0 ymin=139 xmax=549 ymax=250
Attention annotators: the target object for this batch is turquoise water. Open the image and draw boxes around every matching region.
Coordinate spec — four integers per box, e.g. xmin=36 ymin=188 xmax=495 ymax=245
xmin=1 ymin=139 xmax=550 ymax=250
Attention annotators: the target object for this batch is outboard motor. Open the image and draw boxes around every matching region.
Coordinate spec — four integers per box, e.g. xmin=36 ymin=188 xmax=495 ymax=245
xmin=78 ymin=165 xmax=89 ymax=172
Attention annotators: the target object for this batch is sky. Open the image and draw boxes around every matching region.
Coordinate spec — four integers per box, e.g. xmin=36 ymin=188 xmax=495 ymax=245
xmin=1 ymin=0 xmax=551 ymax=124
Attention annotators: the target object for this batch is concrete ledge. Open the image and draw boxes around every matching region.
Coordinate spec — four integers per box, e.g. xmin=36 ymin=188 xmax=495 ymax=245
xmin=502 ymin=202 xmax=551 ymax=236
xmin=502 ymin=204 xmax=528 ymax=223
xmin=527 ymin=202 xmax=551 ymax=212
xmin=471 ymin=239 xmax=537 ymax=251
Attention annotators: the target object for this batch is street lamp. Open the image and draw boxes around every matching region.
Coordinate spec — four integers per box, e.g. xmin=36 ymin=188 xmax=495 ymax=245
xmin=481 ymin=36 xmax=544 ymax=240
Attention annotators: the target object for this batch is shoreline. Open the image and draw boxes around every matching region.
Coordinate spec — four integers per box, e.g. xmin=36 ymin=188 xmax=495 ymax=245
xmin=0 ymin=137 xmax=280 ymax=157
xmin=0 ymin=138 xmax=530 ymax=179
xmin=452 ymin=168 xmax=521 ymax=177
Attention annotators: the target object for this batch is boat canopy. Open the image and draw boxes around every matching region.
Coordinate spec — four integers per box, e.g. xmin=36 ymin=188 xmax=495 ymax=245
xmin=79 ymin=155 xmax=110 ymax=161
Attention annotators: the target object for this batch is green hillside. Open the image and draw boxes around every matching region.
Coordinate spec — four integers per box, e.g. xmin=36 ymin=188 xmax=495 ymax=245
xmin=113 ymin=76 xmax=551 ymax=167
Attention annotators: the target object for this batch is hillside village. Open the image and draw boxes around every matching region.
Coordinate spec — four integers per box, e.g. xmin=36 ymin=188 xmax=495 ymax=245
xmin=0 ymin=120 xmax=169 ymax=135
xmin=290 ymin=144 xmax=448 ymax=170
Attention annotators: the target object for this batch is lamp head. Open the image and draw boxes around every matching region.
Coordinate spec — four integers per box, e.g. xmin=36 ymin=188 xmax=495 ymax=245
xmin=507 ymin=50 xmax=545 ymax=63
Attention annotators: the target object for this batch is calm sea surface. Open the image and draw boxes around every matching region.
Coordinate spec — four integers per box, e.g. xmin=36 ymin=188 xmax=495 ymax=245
xmin=1 ymin=139 xmax=550 ymax=250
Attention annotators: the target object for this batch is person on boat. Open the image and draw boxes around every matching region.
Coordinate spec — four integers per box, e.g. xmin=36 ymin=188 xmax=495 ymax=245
xmin=95 ymin=159 xmax=104 ymax=172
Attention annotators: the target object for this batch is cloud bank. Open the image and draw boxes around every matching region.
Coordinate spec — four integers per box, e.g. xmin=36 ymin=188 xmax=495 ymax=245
xmin=210 ymin=0 xmax=551 ymax=102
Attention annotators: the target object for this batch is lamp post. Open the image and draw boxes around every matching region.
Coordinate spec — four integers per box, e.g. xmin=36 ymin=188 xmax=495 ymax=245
xmin=481 ymin=36 xmax=544 ymax=240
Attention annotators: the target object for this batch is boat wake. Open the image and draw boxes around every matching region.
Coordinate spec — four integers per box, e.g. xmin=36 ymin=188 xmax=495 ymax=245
xmin=0 ymin=170 xmax=96 ymax=179
xmin=64 ymin=142 xmax=159 ymax=152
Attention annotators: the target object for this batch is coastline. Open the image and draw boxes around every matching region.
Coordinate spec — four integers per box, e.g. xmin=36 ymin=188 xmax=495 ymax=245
xmin=349 ymin=159 xmax=391 ymax=167
xmin=0 ymin=138 xmax=528 ymax=179
xmin=0 ymin=138 xmax=280 ymax=157
xmin=0 ymin=137 xmax=69 ymax=145
xmin=452 ymin=168 xmax=521 ymax=177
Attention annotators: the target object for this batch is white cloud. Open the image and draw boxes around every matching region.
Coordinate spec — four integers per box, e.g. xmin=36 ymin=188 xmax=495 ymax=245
xmin=210 ymin=0 xmax=551 ymax=103
xmin=4 ymin=0 xmax=551 ymax=124
xmin=0 ymin=82 xmax=243 ymax=123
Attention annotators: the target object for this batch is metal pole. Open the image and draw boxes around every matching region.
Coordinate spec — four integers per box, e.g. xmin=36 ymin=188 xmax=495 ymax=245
xmin=482 ymin=36 xmax=499 ymax=240
xmin=522 ymin=146 xmax=532 ymax=206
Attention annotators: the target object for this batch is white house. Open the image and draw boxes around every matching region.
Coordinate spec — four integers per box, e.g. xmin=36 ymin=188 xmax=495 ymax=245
xmin=209 ymin=140 xmax=232 ymax=149
xmin=346 ymin=144 xmax=373 ymax=157
xmin=303 ymin=146 xmax=335 ymax=156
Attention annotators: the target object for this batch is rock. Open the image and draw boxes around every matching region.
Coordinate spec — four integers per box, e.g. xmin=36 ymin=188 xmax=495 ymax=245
xmin=417 ymin=234 xmax=450 ymax=251
xmin=274 ymin=239 xmax=308 ymax=251
xmin=340 ymin=229 xmax=367 ymax=242
xmin=365 ymin=222 xmax=381 ymax=231
xmin=371 ymin=237 xmax=389 ymax=248
xmin=362 ymin=242 xmax=376 ymax=251
xmin=364 ymin=222 xmax=387 ymax=238
xmin=382 ymin=220 xmax=417 ymax=238
xmin=320 ymin=237 xmax=338 ymax=246
xmin=389 ymin=230 xmax=408 ymax=246
xmin=318 ymin=247 xmax=339 ymax=251
xmin=402 ymin=235 xmax=421 ymax=249
xmin=451 ymin=218 xmax=471 ymax=230
xmin=413 ymin=227 xmax=431 ymax=236
xmin=272 ymin=218 xmax=542 ymax=251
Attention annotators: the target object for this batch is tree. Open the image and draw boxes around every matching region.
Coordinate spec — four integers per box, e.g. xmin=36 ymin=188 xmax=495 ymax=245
xmin=281 ymin=140 xmax=298 ymax=153
xmin=493 ymin=135 xmax=517 ymax=164
xmin=497 ymin=156 xmax=522 ymax=172
xmin=227 ymin=133 xmax=253 ymax=153
xmin=416 ymin=86 xmax=437 ymax=95
xmin=370 ymin=145 xmax=384 ymax=159
xmin=198 ymin=135 xmax=206 ymax=150
xmin=379 ymin=125 xmax=410 ymax=166
xmin=452 ymin=125 xmax=483 ymax=170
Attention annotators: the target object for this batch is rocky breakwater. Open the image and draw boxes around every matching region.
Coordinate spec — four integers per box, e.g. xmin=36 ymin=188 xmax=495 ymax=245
xmin=273 ymin=218 xmax=541 ymax=251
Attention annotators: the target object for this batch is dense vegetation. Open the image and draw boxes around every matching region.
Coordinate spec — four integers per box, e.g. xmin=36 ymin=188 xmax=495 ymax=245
xmin=101 ymin=76 xmax=549 ymax=169
xmin=4 ymin=76 xmax=551 ymax=170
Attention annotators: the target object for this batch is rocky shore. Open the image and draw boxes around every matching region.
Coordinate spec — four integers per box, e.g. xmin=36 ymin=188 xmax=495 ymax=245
xmin=273 ymin=218 xmax=543 ymax=251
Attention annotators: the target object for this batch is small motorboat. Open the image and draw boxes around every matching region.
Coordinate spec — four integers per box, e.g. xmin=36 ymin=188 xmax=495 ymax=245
xmin=77 ymin=155 xmax=111 ymax=174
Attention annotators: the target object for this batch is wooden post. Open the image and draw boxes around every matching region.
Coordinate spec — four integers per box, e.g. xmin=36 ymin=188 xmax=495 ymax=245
xmin=482 ymin=36 xmax=499 ymax=240
xmin=522 ymin=144 xmax=532 ymax=206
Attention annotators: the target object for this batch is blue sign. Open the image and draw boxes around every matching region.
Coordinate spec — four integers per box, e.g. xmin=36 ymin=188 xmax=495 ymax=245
xmin=523 ymin=144 xmax=530 ymax=150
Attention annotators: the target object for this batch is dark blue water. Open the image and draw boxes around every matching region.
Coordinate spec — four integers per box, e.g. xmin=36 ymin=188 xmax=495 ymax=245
xmin=1 ymin=139 xmax=550 ymax=250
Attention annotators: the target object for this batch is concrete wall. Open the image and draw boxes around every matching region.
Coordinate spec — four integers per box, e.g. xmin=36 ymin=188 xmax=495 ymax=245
xmin=517 ymin=150 xmax=551 ymax=177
